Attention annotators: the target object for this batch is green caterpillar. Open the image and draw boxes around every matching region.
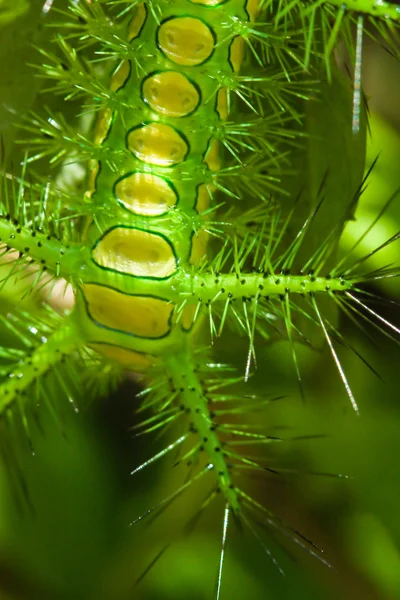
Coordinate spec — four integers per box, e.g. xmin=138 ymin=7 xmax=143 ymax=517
xmin=0 ymin=0 xmax=400 ymax=596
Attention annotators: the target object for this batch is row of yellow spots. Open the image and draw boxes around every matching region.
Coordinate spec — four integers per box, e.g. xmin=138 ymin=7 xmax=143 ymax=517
xmin=87 ymin=10 xmax=236 ymax=211
xmin=83 ymin=1 xmax=254 ymax=366
xmin=84 ymin=11 xmax=213 ymax=355
xmin=125 ymin=15 xmax=216 ymax=171
xmin=86 ymin=0 xmax=255 ymax=191
xmin=101 ymin=11 xmax=223 ymax=283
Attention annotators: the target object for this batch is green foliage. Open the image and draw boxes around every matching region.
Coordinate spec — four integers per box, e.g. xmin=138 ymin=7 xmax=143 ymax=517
xmin=0 ymin=0 xmax=28 ymax=25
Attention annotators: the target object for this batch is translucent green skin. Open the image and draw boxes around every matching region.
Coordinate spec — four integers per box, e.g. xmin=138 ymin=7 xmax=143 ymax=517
xmin=73 ymin=0 xmax=254 ymax=366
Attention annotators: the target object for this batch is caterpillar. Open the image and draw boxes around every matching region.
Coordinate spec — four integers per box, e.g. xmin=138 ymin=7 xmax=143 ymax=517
xmin=0 ymin=0 xmax=399 ymax=597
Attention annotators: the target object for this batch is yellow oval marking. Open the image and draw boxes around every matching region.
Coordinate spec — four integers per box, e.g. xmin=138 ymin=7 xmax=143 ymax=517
xmin=157 ymin=17 xmax=214 ymax=66
xmin=216 ymin=88 xmax=228 ymax=120
xmin=92 ymin=227 xmax=178 ymax=278
xmin=142 ymin=71 xmax=200 ymax=117
xmin=246 ymin=0 xmax=259 ymax=22
xmin=84 ymin=159 xmax=100 ymax=201
xmin=128 ymin=2 xmax=147 ymax=41
xmin=83 ymin=284 xmax=174 ymax=338
xmin=90 ymin=343 xmax=156 ymax=370
xmin=190 ymin=229 xmax=209 ymax=265
xmin=190 ymin=0 xmax=226 ymax=5
xmin=110 ymin=60 xmax=131 ymax=92
xmin=195 ymin=184 xmax=211 ymax=214
xmin=94 ymin=108 xmax=113 ymax=145
xmin=128 ymin=123 xmax=188 ymax=166
xmin=204 ymin=139 xmax=221 ymax=172
xmin=115 ymin=172 xmax=177 ymax=216
xmin=229 ymin=36 xmax=245 ymax=73
xmin=181 ymin=304 xmax=197 ymax=331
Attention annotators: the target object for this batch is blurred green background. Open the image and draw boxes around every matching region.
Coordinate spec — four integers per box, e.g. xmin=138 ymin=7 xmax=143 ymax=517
xmin=0 ymin=2 xmax=400 ymax=599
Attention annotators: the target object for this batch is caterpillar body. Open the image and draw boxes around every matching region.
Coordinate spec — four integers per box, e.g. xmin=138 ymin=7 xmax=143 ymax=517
xmin=0 ymin=0 xmax=400 ymax=596
xmin=76 ymin=0 xmax=260 ymax=509
xmin=78 ymin=0 xmax=254 ymax=373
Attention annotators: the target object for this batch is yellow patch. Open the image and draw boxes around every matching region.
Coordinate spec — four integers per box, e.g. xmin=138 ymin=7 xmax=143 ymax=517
xmin=110 ymin=60 xmax=131 ymax=92
xmin=181 ymin=304 xmax=197 ymax=331
xmin=157 ymin=17 xmax=214 ymax=66
xmin=190 ymin=0 xmax=225 ymax=4
xmin=195 ymin=184 xmax=211 ymax=214
xmin=190 ymin=229 xmax=209 ymax=265
xmin=128 ymin=2 xmax=147 ymax=41
xmin=142 ymin=71 xmax=200 ymax=117
xmin=128 ymin=123 xmax=188 ymax=166
xmin=216 ymin=88 xmax=228 ymax=120
xmin=92 ymin=227 xmax=177 ymax=278
xmin=204 ymin=139 xmax=221 ymax=172
xmin=229 ymin=36 xmax=245 ymax=73
xmin=246 ymin=0 xmax=259 ymax=22
xmin=83 ymin=284 xmax=174 ymax=338
xmin=115 ymin=172 xmax=177 ymax=216
xmin=94 ymin=108 xmax=113 ymax=145
xmin=84 ymin=159 xmax=100 ymax=201
xmin=90 ymin=343 xmax=156 ymax=370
